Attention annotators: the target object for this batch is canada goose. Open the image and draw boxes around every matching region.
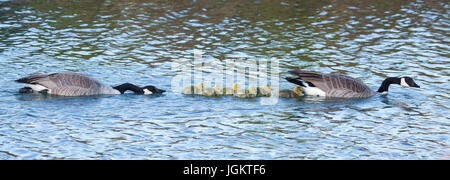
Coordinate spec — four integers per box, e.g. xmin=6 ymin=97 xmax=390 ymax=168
xmin=278 ymin=86 xmax=303 ymax=98
xmin=285 ymin=70 xmax=420 ymax=98
xmin=16 ymin=72 xmax=165 ymax=96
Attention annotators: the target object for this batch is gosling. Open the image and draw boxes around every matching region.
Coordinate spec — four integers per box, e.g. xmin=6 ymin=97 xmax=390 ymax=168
xmin=182 ymin=83 xmax=223 ymax=97
xmin=278 ymin=85 xmax=303 ymax=98
xmin=233 ymin=86 xmax=258 ymax=98
xmin=257 ymin=85 xmax=271 ymax=97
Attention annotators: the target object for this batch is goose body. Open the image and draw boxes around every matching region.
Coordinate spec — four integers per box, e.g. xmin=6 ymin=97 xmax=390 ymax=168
xmin=16 ymin=72 xmax=165 ymax=96
xmin=286 ymin=70 xmax=420 ymax=98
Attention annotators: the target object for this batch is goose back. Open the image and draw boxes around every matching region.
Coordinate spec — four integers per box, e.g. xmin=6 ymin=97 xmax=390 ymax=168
xmin=288 ymin=70 xmax=376 ymax=98
xmin=18 ymin=72 xmax=119 ymax=96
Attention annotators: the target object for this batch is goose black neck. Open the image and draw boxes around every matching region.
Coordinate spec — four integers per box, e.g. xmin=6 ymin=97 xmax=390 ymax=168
xmin=113 ymin=83 xmax=143 ymax=94
xmin=377 ymin=77 xmax=400 ymax=93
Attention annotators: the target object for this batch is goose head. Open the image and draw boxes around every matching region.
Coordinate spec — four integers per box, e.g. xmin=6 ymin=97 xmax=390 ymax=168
xmin=400 ymin=77 xmax=420 ymax=88
xmin=113 ymin=83 xmax=164 ymax=94
xmin=142 ymin=85 xmax=166 ymax=94
xmin=377 ymin=77 xmax=420 ymax=94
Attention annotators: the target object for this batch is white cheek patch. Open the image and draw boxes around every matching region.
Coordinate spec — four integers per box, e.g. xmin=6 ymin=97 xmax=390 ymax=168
xmin=303 ymin=87 xmax=326 ymax=97
xmin=27 ymin=84 xmax=48 ymax=92
xmin=143 ymin=89 xmax=153 ymax=95
xmin=304 ymin=82 xmax=325 ymax=97
xmin=301 ymin=81 xmax=326 ymax=97
xmin=400 ymin=78 xmax=409 ymax=87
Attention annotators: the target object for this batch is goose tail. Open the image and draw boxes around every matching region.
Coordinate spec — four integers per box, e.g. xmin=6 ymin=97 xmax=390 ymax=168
xmin=15 ymin=74 xmax=48 ymax=84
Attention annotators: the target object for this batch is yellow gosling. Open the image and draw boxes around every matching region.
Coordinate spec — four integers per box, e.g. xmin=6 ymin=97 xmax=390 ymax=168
xmin=232 ymin=84 xmax=243 ymax=97
xmin=223 ymin=84 xmax=239 ymax=96
xmin=234 ymin=86 xmax=257 ymax=98
xmin=233 ymin=84 xmax=240 ymax=93
xmin=224 ymin=84 xmax=239 ymax=95
xmin=293 ymin=85 xmax=303 ymax=96
xmin=181 ymin=85 xmax=194 ymax=94
xmin=194 ymin=83 xmax=204 ymax=95
xmin=213 ymin=85 xmax=223 ymax=96
xmin=257 ymin=85 xmax=271 ymax=97
xmin=233 ymin=84 xmax=247 ymax=98
xmin=224 ymin=87 xmax=234 ymax=95
xmin=278 ymin=89 xmax=296 ymax=98
xmin=279 ymin=86 xmax=303 ymax=98
xmin=202 ymin=87 xmax=216 ymax=96
xmin=234 ymin=90 xmax=250 ymax=98
xmin=247 ymin=86 xmax=257 ymax=98
xmin=234 ymin=92 xmax=246 ymax=98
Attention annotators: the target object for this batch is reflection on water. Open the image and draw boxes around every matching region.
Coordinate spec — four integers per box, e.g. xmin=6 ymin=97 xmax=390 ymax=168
xmin=0 ymin=0 xmax=449 ymax=159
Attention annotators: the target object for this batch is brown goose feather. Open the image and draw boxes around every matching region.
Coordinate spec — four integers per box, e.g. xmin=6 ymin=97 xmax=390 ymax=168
xmin=288 ymin=70 xmax=376 ymax=98
xmin=15 ymin=72 xmax=120 ymax=96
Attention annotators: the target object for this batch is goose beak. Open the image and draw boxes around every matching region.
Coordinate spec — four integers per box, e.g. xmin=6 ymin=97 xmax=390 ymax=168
xmin=412 ymin=84 xmax=420 ymax=88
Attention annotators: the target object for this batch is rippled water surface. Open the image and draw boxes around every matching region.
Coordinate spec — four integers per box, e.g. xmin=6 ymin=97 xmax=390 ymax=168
xmin=0 ymin=0 xmax=449 ymax=159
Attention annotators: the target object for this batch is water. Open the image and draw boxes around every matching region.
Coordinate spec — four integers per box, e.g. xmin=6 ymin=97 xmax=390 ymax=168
xmin=0 ymin=0 xmax=449 ymax=159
